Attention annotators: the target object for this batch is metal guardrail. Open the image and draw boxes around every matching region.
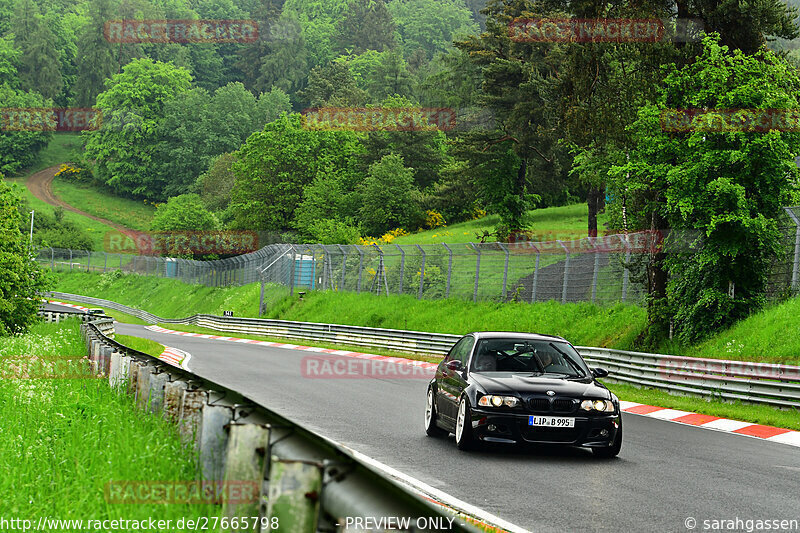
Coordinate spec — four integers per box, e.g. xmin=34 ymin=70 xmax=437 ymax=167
xmin=45 ymin=305 xmax=516 ymax=532
xmin=48 ymin=292 xmax=800 ymax=409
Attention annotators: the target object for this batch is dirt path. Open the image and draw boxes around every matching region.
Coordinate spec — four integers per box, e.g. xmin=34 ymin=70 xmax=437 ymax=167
xmin=25 ymin=165 xmax=140 ymax=241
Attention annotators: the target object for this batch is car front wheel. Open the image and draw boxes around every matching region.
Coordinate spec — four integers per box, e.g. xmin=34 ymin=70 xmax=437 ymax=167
xmin=425 ymin=388 xmax=447 ymax=438
xmin=454 ymin=396 xmax=475 ymax=451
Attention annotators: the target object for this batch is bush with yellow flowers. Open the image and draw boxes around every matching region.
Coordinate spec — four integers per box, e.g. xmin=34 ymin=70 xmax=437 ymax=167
xmin=53 ymin=163 xmax=91 ymax=182
xmin=424 ymin=210 xmax=445 ymax=229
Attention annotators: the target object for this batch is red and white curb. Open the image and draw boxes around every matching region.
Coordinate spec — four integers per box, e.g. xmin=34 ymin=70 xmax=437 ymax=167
xmin=158 ymin=346 xmax=192 ymax=371
xmin=46 ymin=299 xmax=90 ymax=312
xmin=619 ymin=401 xmax=800 ymax=448
xmin=145 ymin=325 xmax=438 ymax=373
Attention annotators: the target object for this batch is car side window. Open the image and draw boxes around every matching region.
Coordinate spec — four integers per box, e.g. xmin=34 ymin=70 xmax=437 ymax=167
xmin=455 ymin=337 xmax=474 ymax=366
xmin=445 ymin=337 xmax=473 ymax=365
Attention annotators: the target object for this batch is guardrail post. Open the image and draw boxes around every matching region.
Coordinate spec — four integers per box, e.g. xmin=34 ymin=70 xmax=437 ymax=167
xmin=395 ymin=244 xmax=405 ymax=294
xmin=442 ymin=243 xmax=452 ymax=299
xmin=222 ymin=424 xmax=271 ymax=524
xmin=179 ymin=389 xmax=207 ymax=447
xmin=135 ymin=363 xmax=154 ymax=410
xmin=470 ymin=243 xmax=481 ymax=302
xmin=267 ymin=460 xmax=323 ymax=532
xmin=591 ymin=237 xmax=600 ymax=303
xmin=558 ymin=240 xmax=570 ymax=304
xmin=530 ymin=243 xmax=540 ymax=303
xmin=199 ymin=399 xmax=233 ymax=481
xmin=619 ymin=235 xmax=631 ymax=302
xmin=163 ymin=379 xmax=188 ymax=423
xmin=415 ymin=245 xmax=425 ymax=299
xmin=148 ymin=370 xmax=169 ymax=414
xmin=356 ymin=246 xmax=364 ymax=293
xmin=498 ymin=243 xmax=509 ymax=300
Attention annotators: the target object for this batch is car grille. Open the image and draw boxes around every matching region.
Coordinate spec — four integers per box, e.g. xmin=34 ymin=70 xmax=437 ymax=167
xmin=528 ymin=398 xmax=551 ymax=412
xmin=552 ymin=399 xmax=575 ymax=413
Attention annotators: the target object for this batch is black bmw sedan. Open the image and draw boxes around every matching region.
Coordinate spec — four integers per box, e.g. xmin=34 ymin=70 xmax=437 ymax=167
xmin=424 ymin=332 xmax=622 ymax=457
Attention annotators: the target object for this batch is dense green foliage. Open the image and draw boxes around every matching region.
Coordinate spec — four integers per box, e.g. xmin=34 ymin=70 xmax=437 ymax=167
xmin=0 ymin=180 xmax=52 ymax=335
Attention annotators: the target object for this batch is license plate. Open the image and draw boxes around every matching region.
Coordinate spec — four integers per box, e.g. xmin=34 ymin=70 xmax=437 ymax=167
xmin=528 ymin=416 xmax=575 ymax=428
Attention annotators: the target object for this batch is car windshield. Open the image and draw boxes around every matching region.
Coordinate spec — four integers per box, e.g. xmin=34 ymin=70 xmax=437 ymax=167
xmin=470 ymin=338 xmax=588 ymax=378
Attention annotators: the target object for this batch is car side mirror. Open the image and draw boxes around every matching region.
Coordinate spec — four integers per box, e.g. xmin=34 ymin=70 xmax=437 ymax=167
xmin=592 ymin=367 xmax=609 ymax=378
xmin=446 ymin=360 xmax=463 ymax=371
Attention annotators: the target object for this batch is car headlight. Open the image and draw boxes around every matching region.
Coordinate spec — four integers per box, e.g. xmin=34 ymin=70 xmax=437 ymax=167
xmin=580 ymin=399 xmax=616 ymax=412
xmin=478 ymin=395 xmax=519 ymax=407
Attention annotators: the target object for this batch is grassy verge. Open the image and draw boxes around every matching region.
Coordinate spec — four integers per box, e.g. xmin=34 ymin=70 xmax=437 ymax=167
xmin=0 ymin=320 xmax=220 ymax=522
xmin=51 ymin=178 xmax=155 ymax=232
xmin=53 ymin=271 xmax=646 ymax=349
xmin=604 ymin=381 xmax=800 ymax=431
xmin=11 ymin=133 xmax=83 ymax=176
xmin=116 ymin=334 xmax=165 ymax=357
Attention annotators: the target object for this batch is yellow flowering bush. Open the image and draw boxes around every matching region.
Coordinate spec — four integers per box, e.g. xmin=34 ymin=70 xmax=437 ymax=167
xmin=424 ymin=210 xmax=446 ymax=229
xmin=53 ymin=164 xmax=90 ymax=182
xmin=360 ymin=228 xmax=409 ymax=246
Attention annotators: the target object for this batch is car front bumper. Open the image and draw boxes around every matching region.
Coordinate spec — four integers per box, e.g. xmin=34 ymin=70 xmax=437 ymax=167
xmin=469 ymin=408 xmax=621 ymax=447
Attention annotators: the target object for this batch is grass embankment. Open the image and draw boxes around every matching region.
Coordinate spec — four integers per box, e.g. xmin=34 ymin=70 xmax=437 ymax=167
xmin=115 ymin=334 xmax=165 ymax=357
xmin=51 ymin=179 xmax=155 ymax=232
xmin=11 ymin=133 xmax=83 ymax=177
xmin=0 ymin=320 xmax=220 ymax=521
xmin=393 ymin=203 xmax=609 ymax=245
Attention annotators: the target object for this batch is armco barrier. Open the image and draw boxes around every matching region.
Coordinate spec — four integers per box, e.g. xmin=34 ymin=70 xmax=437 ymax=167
xmin=47 ymin=292 xmax=800 ymax=409
xmin=41 ymin=309 xmax=518 ymax=532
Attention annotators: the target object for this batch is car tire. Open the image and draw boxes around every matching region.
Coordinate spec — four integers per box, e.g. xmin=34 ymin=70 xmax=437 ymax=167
xmin=454 ymin=396 xmax=475 ymax=451
xmin=593 ymin=426 xmax=622 ymax=458
xmin=425 ymin=388 xmax=448 ymax=438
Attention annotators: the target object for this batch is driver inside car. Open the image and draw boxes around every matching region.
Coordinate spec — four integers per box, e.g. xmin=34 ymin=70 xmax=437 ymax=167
xmin=473 ymin=346 xmax=498 ymax=372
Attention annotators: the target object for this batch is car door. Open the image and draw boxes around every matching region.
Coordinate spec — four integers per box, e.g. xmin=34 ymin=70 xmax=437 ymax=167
xmin=439 ymin=336 xmax=474 ymax=420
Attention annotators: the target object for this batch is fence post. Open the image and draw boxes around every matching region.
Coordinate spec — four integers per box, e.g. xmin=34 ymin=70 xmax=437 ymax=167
xmin=289 ymin=245 xmax=297 ymax=296
xmin=442 ymin=243 xmax=453 ymax=299
xmin=591 ymin=237 xmax=600 ymax=303
xmin=50 ymin=247 xmax=54 ymax=271
xmin=87 ymin=250 xmax=91 ymax=272
xmin=620 ymin=235 xmax=631 ymax=302
xmin=336 ymin=244 xmax=347 ymax=290
xmin=785 ymin=207 xmax=800 ymax=292
xmin=498 ymin=243 xmax=509 ymax=300
xmin=119 ymin=253 xmax=122 ymax=271
xmin=69 ymin=248 xmax=73 ymax=271
xmin=558 ymin=240 xmax=569 ymax=304
xmin=103 ymin=252 xmax=107 ymax=273
xmin=470 ymin=243 xmax=481 ymax=302
xmin=530 ymin=243 xmax=540 ymax=303
xmin=356 ymin=246 xmax=364 ymax=293
xmin=416 ymin=245 xmax=426 ymax=299
xmin=395 ymin=244 xmax=405 ymax=294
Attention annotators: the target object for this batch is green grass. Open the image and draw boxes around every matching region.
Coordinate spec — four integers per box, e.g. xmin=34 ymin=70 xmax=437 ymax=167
xmin=604 ymin=381 xmax=800 ymax=431
xmin=10 ymin=133 xmax=84 ymax=177
xmin=51 ymin=178 xmax=155 ymax=232
xmin=393 ymin=204 xmax=609 ymax=245
xmin=0 ymin=320 xmax=221 ymax=522
xmin=115 ymin=334 xmax=165 ymax=357
xmin=53 ymin=271 xmax=645 ymax=349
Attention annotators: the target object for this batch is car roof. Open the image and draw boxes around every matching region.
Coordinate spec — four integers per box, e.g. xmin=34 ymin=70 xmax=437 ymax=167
xmin=466 ymin=331 xmax=568 ymax=343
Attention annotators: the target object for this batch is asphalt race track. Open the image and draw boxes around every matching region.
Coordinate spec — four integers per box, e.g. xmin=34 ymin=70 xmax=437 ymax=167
xmin=45 ymin=304 xmax=800 ymax=531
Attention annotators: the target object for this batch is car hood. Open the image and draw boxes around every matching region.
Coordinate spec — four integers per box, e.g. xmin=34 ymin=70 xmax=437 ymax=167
xmin=470 ymin=372 xmax=610 ymax=399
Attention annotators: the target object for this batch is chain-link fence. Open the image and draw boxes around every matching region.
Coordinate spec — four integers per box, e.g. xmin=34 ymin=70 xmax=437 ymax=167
xmin=36 ymin=206 xmax=800 ymax=306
